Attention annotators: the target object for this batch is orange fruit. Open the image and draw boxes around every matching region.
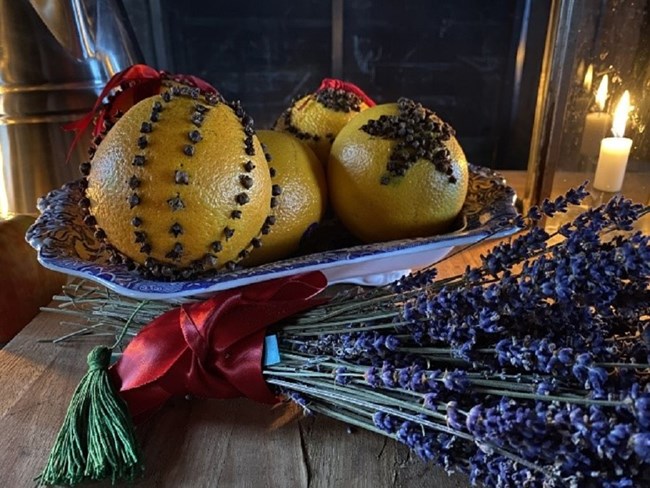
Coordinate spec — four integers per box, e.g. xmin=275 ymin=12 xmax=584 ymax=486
xmin=243 ymin=130 xmax=327 ymax=266
xmin=93 ymin=74 xmax=216 ymax=144
xmin=84 ymin=88 xmax=273 ymax=279
xmin=328 ymin=98 xmax=469 ymax=243
xmin=273 ymin=79 xmax=374 ymax=166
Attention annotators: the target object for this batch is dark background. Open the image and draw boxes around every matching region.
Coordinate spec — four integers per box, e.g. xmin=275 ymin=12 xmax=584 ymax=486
xmin=122 ymin=0 xmax=551 ymax=170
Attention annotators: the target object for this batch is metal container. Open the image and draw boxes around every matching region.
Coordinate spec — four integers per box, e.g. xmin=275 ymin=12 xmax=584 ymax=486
xmin=0 ymin=0 xmax=142 ymax=214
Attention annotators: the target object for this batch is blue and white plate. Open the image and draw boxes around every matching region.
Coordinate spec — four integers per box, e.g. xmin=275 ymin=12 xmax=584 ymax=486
xmin=27 ymin=164 xmax=520 ymax=300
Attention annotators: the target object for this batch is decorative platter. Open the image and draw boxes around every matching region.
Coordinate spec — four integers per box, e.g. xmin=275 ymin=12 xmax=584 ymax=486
xmin=27 ymin=164 xmax=520 ymax=300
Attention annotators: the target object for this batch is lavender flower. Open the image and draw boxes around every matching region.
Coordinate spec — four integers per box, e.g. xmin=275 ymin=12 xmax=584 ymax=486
xmin=634 ymin=394 xmax=650 ymax=429
xmin=267 ymin=188 xmax=650 ymax=487
xmin=334 ymin=367 xmax=350 ymax=385
xmin=631 ymin=433 xmax=650 ymax=463
xmin=443 ymin=370 xmax=469 ymax=392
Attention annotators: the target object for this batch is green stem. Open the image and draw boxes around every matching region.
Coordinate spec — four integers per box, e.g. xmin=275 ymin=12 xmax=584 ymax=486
xmin=270 ymin=377 xmax=551 ymax=477
xmin=286 ymin=321 xmax=411 ymax=336
xmin=268 ymin=377 xmax=465 ymax=437
xmin=307 ymin=402 xmax=390 ymax=437
xmin=282 ymin=311 xmax=401 ymax=331
xmin=467 ymin=378 xmax=542 ymax=392
xmin=596 ymin=362 xmax=650 ymax=369
xmin=268 ymin=374 xmax=448 ymax=422
xmin=111 ymin=300 xmax=149 ymax=349
xmin=471 ymin=387 xmax=628 ymax=407
xmin=397 ymin=347 xmax=497 ymax=354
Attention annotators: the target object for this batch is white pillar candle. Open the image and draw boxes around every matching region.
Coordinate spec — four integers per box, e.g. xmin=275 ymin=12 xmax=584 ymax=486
xmin=580 ymin=74 xmax=610 ymax=158
xmin=593 ymin=90 xmax=633 ymax=193
xmin=580 ymin=112 xmax=611 ymax=157
xmin=593 ymin=137 xmax=632 ymax=192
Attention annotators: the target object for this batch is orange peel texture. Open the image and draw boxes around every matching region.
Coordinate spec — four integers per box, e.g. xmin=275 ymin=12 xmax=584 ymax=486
xmin=243 ymin=130 xmax=327 ymax=266
xmin=328 ymin=98 xmax=469 ymax=243
xmin=82 ymin=88 xmax=274 ymax=279
xmin=273 ymin=79 xmax=374 ymax=166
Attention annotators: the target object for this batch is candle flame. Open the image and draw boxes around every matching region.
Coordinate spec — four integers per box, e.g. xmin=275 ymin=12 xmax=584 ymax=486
xmin=583 ymin=64 xmax=593 ymax=92
xmin=595 ymin=75 xmax=608 ymax=111
xmin=612 ymin=90 xmax=631 ymax=138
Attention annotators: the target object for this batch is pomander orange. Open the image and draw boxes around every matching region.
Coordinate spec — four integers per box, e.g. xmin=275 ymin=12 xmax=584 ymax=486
xmin=328 ymin=98 xmax=469 ymax=243
xmin=81 ymin=68 xmax=218 ymax=153
xmin=83 ymin=87 xmax=275 ymax=279
xmin=273 ymin=79 xmax=375 ymax=166
xmin=242 ymin=130 xmax=327 ymax=266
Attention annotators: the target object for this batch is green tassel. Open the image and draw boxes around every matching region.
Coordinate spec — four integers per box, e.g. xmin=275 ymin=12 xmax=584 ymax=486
xmin=37 ymin=346 xmax=143 ymax=486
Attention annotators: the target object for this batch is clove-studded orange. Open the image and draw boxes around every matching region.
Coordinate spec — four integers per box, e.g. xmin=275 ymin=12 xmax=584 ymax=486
xmin=328 ymin=98 xmax=469 ymax=243
xmin=242 ymin=130 xmax=327 ymax=266
xmin=273 ymin=79 xmax=375 ymax=166
xmin=83 ymin=88 xmax=274 ymax=278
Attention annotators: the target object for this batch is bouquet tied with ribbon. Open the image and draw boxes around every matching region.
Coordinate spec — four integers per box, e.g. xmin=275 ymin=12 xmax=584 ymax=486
xmin=37 ymin=185 xmax=650 ymax=488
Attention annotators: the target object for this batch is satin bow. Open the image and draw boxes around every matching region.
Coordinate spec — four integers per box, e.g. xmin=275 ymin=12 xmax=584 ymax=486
xmin=64 ymin=64 xmax=218 ymax=161
xmin=318 ymin=78 xmax=376 ymax=107
xmin=110 ymin=272 xmax=328 ymax=423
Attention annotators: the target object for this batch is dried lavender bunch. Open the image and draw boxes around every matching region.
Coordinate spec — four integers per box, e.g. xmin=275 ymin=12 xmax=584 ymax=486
xmin=275 ymin=188 xmax=650 ymax=487
xmin=45 ymin=186 xmax=650 ymax=487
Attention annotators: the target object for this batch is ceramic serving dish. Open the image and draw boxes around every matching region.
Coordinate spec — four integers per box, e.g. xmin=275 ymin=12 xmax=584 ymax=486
xmin=27 ymin=164 xmax=520 ymax=300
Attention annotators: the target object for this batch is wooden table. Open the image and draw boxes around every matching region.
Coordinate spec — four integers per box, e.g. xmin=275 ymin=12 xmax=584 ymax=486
xmin=0 ymin=251 xmax=489 ymax=488
xmin=0 ymin=172 xmax=524 ymax=487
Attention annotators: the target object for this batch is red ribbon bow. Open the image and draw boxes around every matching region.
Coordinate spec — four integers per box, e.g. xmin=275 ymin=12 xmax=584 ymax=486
xmin=110 ymin=272 xmax=328 ymax=423
xmin=318 ymin=78 xmax=376 ymax=107
xmin=64 ymin=64 xmax=218 ymax=161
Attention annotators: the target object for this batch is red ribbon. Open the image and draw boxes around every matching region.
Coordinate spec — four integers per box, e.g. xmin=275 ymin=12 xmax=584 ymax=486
xmin=110 ymin=272 xmax=328 ymax=423
xmin=64 ymin=64 xmax=218 ymax=161
xmin=318 ymin=78 xmax=376 ymax=107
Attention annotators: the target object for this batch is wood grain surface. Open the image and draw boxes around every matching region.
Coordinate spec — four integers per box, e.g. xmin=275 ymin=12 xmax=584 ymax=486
xmin=0 ymin=172 xmax=525 ymax=487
